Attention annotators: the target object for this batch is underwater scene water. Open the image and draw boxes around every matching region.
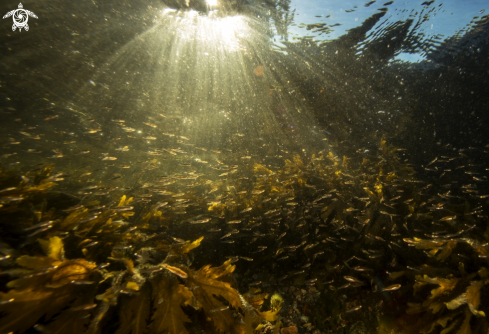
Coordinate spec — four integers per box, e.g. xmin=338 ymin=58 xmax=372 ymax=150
xmin=0 ymin=0 xmax=488 ymax=333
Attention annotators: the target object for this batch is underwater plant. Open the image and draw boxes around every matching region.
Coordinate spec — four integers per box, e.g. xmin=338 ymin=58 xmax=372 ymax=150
xmin=0 ymin=233 xmax=281 ymax=333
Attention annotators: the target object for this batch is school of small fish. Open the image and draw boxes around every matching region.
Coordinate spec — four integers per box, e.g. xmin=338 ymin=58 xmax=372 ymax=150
xmin=1 ymin=108 xmax=489 ymax=333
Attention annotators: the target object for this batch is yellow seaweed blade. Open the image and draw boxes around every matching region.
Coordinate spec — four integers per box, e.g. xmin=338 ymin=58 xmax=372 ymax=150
xmin=466 ymin=281 xmax=484 ymax=316
xmin=272 ymin=321 xmax=282 ymax=334
xmin=191 ymin=272 xmax=241 ymax=310
xmin=188 ymin=272 xmax=243 ymax=333
xmin=246 ymin=292 xmax=268 ymax=307
xmin=122 ymin=212 xmax=135 ymax=218
xmin=428 ymin=249 xmax=440 ymax=257
xmin=0 ymin=289 xmax=55 ymax=333
xmin=187 ymin=268 xmax=245 ymax=333
xmin=118 ymin=195 xmax=127 ymax=207
xmin=26 ymin=182 xmax=58 ymax=192
xmin=45 ymin=300 xmax=92 ymax=334
xmin=436 ymin=313 xmax=457 ymax=329
xmin=9 ymin=256 xmax=95 ymax=291
xmin=108 ymin=255 xmax=134 ymax=274
xmin=436 ymin=241 xmax=457 ymax=262
xmin=50 ymin=259 xmax=97 ymax=287
xmin=96 ymin=287 xmax=119 ymax=305
xmin=37 ymin=236 xmax=64 ymax=261
xmin=413 ymin=275 xmax=460 ymax=301
xmin=420 ymin=313 xmax=456 ymax=334
xmin=180 ymin=236 xmax=204 ymax=254
xmin=60 ymin=208 xmax=89 ymax=229
xmin=117 ymin=195 xmax=134 ymax=207
xmin=259 ymin=310 xmax=279 ymax=322
xmin=253 ymin=163 xmax=273 ymax=174
xmin=411 ymin=238 xmax=446 ymax=251
xmin=126 ymin=282 xmax=139 ymax=291
xmin=201 ymin=259 xmax=236 ymax=280
xmin=445 ymin=293 xmax=467 ymax=310
xmin=0 ymin=262 xmax=83 ymax=333
xmin=428 ymin=301 xmax=444 ymax=314
xmin=440 ymin=319 xmax=460 ymax=334
xmin=363 ymin=187 xmax=378 ymax=201
xmin=374 ymin=183 xmax=383 ymax=197
xmin=16 ymin=255 xmax=57 ymax=270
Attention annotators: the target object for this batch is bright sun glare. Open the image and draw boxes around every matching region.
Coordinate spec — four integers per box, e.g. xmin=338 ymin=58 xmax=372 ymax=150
xmin=161 ymin=9 xmax=248 ymax=52
xmin=206 ymin=0 xmax=218 ymax=6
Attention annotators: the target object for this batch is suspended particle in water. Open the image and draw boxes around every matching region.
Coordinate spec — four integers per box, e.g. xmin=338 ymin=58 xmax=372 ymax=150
xmin=254 ymin=66 xmax=264 ymax=76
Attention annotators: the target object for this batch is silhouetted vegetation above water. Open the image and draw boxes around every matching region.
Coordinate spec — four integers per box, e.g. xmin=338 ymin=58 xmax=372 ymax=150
xmin=271 ymin=4 xmax=489 ymax=165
